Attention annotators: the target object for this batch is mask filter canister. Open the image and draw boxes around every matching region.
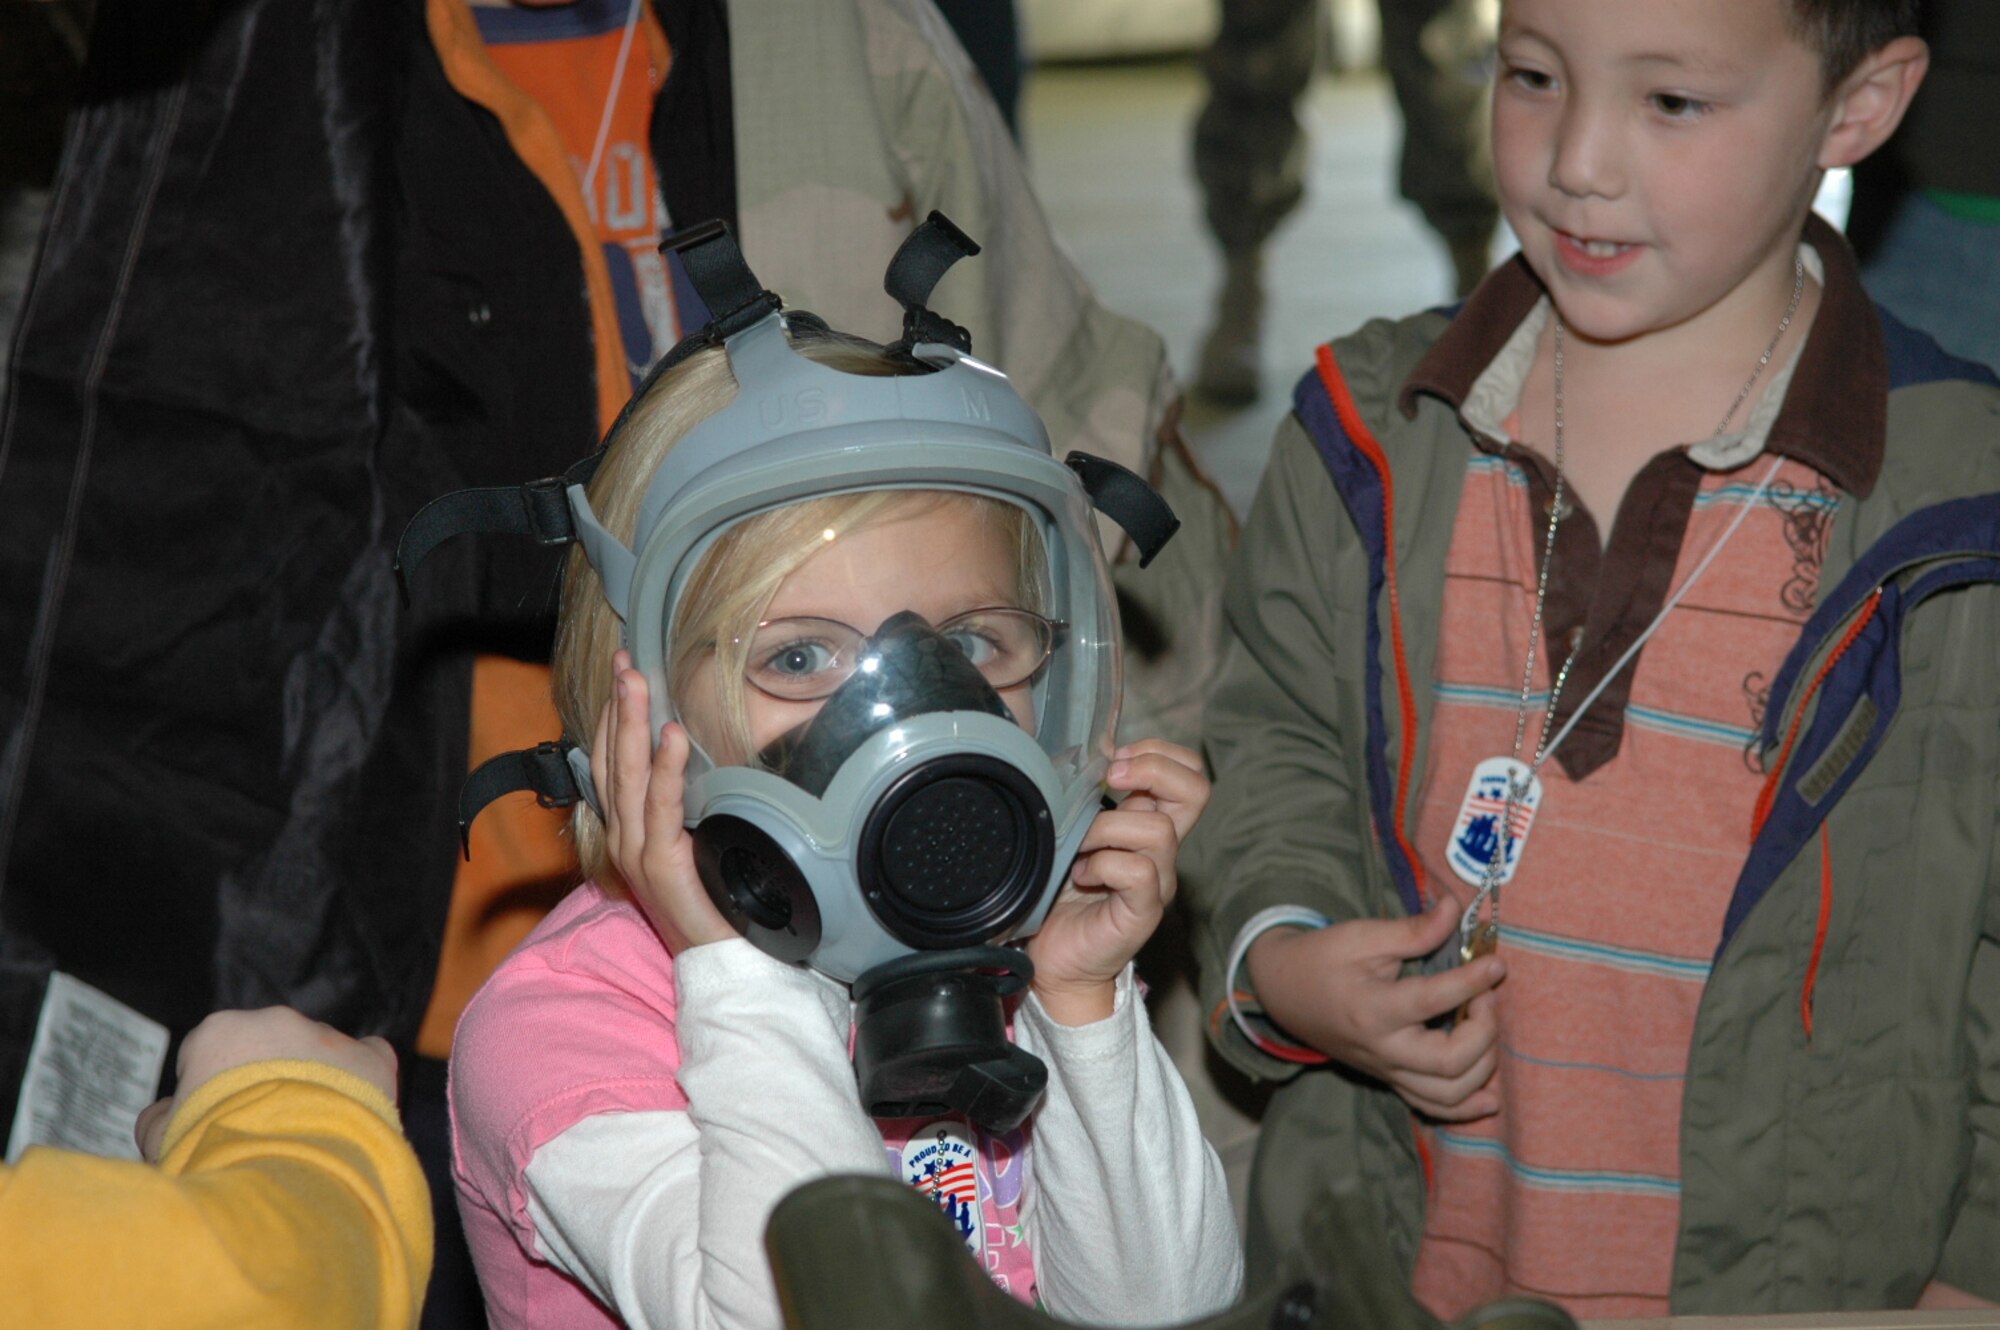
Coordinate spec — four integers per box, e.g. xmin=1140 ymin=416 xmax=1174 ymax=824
xmin=849 ymin=946 xmax=1047 ymax=1131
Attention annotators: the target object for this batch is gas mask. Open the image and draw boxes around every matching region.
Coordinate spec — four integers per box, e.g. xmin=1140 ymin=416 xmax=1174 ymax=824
xmin=397 ymin=215 xmax=1177 ymax=1131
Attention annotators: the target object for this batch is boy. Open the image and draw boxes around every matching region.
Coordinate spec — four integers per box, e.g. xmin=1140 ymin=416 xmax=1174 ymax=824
xmin=1190 ymin=0 xmax=2000 ymax=1315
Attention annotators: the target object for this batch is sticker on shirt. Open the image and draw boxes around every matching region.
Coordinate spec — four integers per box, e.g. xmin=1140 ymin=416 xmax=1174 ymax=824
xmin=1445 ymin=757 xmax=1544 ymax=889
xmin=901 ymin=1121 xmax=985 ymax=1260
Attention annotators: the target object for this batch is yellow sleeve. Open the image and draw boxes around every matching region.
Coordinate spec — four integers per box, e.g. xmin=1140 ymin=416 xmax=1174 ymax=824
xmin=0 ymin=1059 xmax=433 ymax=1330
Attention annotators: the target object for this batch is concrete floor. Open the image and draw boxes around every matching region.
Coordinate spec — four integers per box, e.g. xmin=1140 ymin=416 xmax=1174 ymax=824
xmin=1019 ymin=57 xmax=1471 ymax=1215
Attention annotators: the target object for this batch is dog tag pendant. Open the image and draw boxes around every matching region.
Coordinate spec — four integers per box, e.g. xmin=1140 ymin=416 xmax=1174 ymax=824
xmin=1461 ymin=917 xmax=1500 ymax=964
xmin=1451 ymin=918 xmax=1502 ymax=1026
xmin=1445 ymin=757 xmax=1543 ymax=889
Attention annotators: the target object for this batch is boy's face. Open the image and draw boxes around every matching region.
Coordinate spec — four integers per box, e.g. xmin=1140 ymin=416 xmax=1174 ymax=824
xmin=1493 ymin=0 xmax=1835 ymax=345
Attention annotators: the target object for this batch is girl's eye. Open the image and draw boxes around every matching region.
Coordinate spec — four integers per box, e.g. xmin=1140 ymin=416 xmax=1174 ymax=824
xmin=943 ymin=627 xmax=1001 ymax=668
xmin=742 ymin=617 xmax=865 ymax=700
xmin=1651 ymin=92 xmax=1708 ymax=120
xmin=763 ymin=639 xmax=838 ymax=678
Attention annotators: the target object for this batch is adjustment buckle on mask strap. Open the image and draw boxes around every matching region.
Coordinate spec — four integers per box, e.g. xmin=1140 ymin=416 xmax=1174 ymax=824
xmin=884 ymin=211 xmax=980 ymax=357
xmin=667 ymin=219 xmax=783 ymax=341
xmin=1065 ymin=451 xmax=1181 ymax=568
xmin=627 ymin=220 xmax=797 ymax=422
xmin=394 ymin=452 xmax=605 ymax=598
xmin=458 ymin=740 xmax=582 ymax=859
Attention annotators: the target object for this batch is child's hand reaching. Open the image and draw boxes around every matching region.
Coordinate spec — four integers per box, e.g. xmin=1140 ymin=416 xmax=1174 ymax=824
xmin=1026 ymin=740 xmax=1211 ymax=1026
xmin=594 ymin=651 xmax=738 ymax=954
xmin=135 ymin=1007 xmax=399 ymax=1161
xmin=1246 ymin=903 xmax=1504 ymax=1120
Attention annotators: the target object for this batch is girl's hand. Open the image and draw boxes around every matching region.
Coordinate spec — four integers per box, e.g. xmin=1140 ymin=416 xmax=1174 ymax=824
xmin=1025 ymin=740 xmax=1210 ymax=1025
xmin=594 ymin=651 xmax=737 ymax=954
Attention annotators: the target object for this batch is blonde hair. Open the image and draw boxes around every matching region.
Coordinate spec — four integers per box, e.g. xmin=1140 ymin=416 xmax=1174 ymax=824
xmin=552 ymin=333 xmax=1042 ymax=884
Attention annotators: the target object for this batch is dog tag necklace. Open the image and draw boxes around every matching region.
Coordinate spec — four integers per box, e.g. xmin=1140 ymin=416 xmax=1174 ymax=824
xmin=1451 ymin=256 xmax=1806 ymax=965
xmin=1445 ymin=357 xmax=1577 ymax=967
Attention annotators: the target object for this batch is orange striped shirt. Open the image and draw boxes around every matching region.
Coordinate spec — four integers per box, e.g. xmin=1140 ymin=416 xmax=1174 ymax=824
xmin=1409 ymin=435 xmax=1837 ymax=1317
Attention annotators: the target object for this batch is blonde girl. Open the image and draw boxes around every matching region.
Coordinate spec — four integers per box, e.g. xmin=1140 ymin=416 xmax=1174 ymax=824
xmin=449 ymin=330 xmax=1242 ymax=1330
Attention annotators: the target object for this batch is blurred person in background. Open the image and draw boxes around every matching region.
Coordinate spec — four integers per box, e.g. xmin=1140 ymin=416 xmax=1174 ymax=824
xmin=1193 ymin=0 xmax=1499 ymax=404
xmin=934 ymin=0 xmax=1026 ymax=136
xmin=1849 ymin=0 xmax=1999 ymax=371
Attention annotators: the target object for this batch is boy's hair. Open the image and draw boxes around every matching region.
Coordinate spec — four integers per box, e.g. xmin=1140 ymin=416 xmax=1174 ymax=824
xmin=1787 ymin=0 xmax=1919 ymax=89
xmin=551 ymin=332 xmax=1041 ymax=885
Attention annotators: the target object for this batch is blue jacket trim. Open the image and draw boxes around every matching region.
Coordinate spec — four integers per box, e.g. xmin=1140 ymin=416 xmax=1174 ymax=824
xmin=1292 ymin=364 xmax=1427 ymax=919
xmin=1721 ymin=494 xmax=2000 ymax=952
xmin=1758 ymin=494 xmax=2000 ymax=751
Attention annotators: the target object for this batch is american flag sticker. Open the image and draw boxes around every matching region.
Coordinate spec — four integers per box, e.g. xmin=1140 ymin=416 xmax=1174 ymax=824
xmin=1445 ymin=756 xmax=1543 ymax=889
xmin=902 ymin=1123 xmax=985 ymax=1260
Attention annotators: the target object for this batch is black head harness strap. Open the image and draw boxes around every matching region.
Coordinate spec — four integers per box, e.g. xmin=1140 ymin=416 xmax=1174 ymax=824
xmin=1064 ymin=451 xmax=1181 ymax=568
xmin=458 ymin=740 xmax=583 ymax=859
xmin=591 ymin=220 xmax=821 ymax=469
xmin=396 ymin=220 xmax=824 ymax=599
xmin=881 ymin=213 xmax=1180 ymax=567
xmin=883 ymin=211 xmax=980 ymax=358
xmin=393 ymin=451 xmax=605 ymax=600
xmin=641 ymin=219 xmax=793 ymax=382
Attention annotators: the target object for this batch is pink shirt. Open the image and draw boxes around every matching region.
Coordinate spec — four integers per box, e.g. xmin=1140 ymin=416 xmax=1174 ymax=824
xmin=449 ymin=882 xmax=1038 ymax=1328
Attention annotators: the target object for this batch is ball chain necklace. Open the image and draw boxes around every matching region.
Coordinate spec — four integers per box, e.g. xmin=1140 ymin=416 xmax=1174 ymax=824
xmin=1450 ymin=255 xmax=1808 ymax=967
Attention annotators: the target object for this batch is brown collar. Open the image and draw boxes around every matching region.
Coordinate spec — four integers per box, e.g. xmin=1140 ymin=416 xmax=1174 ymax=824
xmin=1398 ymin=212 xmax=1887 ymax=497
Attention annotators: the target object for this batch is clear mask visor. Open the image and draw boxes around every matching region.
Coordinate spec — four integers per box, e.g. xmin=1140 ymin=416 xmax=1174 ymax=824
xmin=663 ymin=488 xmax=1118 ymax=789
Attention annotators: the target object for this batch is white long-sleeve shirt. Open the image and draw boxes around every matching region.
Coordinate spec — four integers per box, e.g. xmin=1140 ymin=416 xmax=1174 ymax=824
xmin=450 ymin=882 xmax=1242 ymax=1330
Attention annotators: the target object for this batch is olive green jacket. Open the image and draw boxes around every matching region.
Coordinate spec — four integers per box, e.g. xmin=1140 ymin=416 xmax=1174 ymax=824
xmin=1189 ymin=274 xmax=2000 ymax=1307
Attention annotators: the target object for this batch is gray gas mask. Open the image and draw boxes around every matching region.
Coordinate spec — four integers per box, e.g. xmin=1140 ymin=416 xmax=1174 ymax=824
xmin=718 ymin=610 xmax=1053 ymax=961
xmin=397 ymin=216 xmax=1178 ymax=1129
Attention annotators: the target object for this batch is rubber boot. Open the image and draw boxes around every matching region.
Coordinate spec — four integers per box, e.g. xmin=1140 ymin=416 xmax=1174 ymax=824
xmin=1194 ymin=248 xmax=1266 ymax=406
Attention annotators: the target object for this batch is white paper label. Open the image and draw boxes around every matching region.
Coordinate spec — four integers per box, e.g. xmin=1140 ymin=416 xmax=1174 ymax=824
xmin=1445 ymin=756 xmax=1545 ymax=889
xmin=7 ymin=972 xmax=170 ymax=1163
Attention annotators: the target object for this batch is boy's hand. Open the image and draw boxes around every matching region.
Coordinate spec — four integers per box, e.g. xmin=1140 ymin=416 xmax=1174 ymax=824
xmin=135 ymin=1007 xmax=399 ymax=1161
xmin=1026 ymin=740 xmax=1210 ymax=1025
xmin=1247 ymin=902 xmax=1504 ymax=1121
xmin=595 ymin=651 xmax=737 ymax=955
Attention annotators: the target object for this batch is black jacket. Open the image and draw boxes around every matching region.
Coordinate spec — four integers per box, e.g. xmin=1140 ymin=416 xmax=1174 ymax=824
xmin=0 ymin=0 xmax=608 ymax=1105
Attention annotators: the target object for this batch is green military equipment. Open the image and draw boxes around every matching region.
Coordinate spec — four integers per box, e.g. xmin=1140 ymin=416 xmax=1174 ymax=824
xmin=765 ymin=1174 xmax=1579 ymax=1330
